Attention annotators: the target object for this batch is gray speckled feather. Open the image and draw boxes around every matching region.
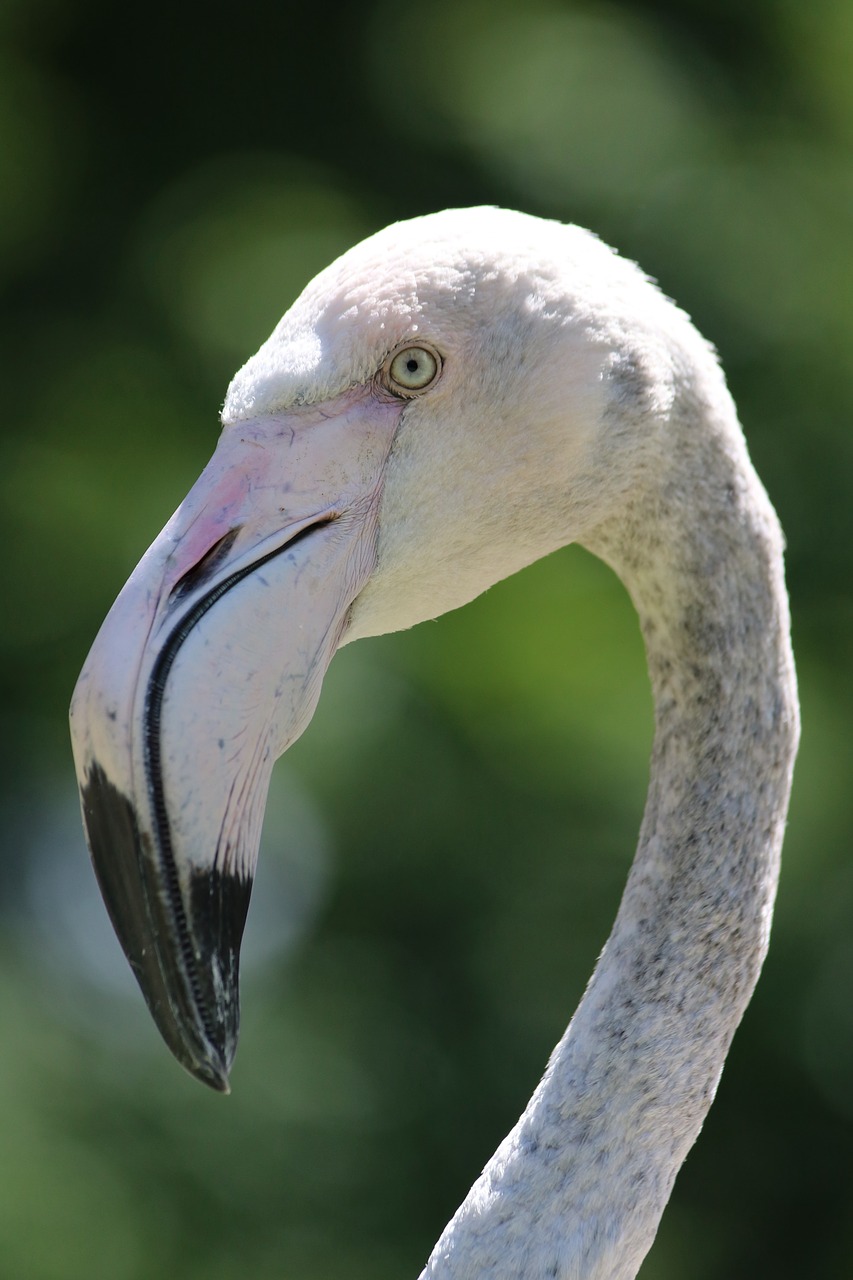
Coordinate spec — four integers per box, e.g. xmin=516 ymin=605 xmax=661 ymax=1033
xmin=418 ymin=256 xmax=798 ymax=1278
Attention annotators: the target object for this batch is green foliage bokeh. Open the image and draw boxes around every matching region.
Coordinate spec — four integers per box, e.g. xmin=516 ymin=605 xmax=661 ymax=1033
xmin=0 ymin=0 xmax=850 ymax=1276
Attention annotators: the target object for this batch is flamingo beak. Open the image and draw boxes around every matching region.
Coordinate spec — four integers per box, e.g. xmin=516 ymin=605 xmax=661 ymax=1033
xmin=69 ymin=390 xmax=403 ymax=1091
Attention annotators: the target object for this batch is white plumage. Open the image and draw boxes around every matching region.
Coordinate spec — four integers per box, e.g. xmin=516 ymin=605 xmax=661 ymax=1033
xmin=71 ymin=207 xmax=800 ymax=1279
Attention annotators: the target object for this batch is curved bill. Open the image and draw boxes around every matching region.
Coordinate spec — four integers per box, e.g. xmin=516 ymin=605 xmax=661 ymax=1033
xmin=70 ymin=391 xmax=403 ymax=1090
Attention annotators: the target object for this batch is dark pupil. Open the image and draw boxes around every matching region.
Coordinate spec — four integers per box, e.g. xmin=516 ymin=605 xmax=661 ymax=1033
xmin=406 ymin=358 xmax=419 ymax=373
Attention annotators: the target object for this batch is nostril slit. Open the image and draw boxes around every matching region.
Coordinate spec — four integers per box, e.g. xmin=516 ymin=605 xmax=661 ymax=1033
xmin=170 ymin=527 xmax=242 ymax=602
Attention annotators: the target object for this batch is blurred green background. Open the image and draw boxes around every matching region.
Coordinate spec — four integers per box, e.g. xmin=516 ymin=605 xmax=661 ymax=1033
xmin=1 ymin=0 xmax=851 ymax=1275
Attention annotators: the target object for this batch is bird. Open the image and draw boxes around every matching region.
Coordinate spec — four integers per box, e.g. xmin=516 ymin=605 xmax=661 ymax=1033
xmin=70 ymin=206 xmax=799 ymax=1280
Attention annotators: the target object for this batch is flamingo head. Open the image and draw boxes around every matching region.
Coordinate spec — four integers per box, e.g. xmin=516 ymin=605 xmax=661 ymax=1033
xmin=70 ymin=207 xmax=685 ymax=1088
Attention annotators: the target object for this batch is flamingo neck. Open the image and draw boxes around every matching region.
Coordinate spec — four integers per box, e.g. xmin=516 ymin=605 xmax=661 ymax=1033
xmin=420 ymin=404 xmax=799 ymax=1280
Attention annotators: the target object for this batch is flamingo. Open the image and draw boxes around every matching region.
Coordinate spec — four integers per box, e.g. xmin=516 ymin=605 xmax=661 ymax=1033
xmin=70 ymin=207 xmax=799 ymax=1279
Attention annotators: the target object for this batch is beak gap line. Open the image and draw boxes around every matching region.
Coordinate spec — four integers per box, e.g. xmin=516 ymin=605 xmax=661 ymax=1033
xmin=143 ymin=518 xmax=333 ymax=1049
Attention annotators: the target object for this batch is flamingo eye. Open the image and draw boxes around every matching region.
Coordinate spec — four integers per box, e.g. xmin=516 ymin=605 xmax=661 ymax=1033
xmin=385 ymin=344 xmax=441 ymax=395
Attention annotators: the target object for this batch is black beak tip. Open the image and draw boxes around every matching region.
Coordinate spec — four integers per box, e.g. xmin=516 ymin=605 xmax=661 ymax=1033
xmin=180 ymin=1040 xmax=232 ymax=1094
xmin=80 ymin=761 xmax=252 ymax=1095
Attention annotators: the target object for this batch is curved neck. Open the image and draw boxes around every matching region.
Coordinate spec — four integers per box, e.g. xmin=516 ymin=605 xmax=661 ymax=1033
xmin=422 ymin=403 xmax=799 ymax=1280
